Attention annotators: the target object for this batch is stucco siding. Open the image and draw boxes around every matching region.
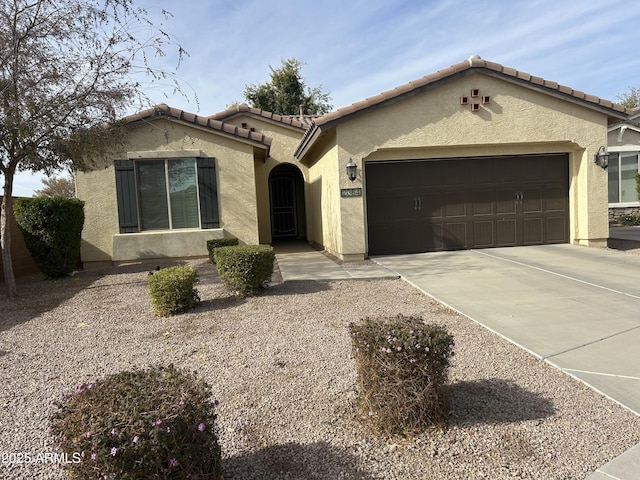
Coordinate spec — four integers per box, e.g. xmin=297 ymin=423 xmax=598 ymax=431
xmin=223 ymin=116 xmax=309 ymax=243
xmin=328 ymin=73 xmax=609 ymax=255
xmin=76 ymin=119 xmax=261 ymax=264
xmin=306 ymin=138 xmax=342 ymax=255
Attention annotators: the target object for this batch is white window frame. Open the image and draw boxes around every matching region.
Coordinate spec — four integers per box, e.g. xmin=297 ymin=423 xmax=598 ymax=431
xmin=607 ymin=146 xmax=640 ymax=207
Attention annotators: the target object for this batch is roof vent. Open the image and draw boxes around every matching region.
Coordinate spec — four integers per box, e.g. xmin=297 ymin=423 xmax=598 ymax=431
xmin=468 ymin=54 xmax=482 ymax=65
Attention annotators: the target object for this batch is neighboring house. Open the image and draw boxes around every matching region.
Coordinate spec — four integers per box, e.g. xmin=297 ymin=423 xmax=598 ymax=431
xmin=76 ymin=55 xmax=634 ymax=266
xmin=607 ymin=108 xmax=640 ymax=221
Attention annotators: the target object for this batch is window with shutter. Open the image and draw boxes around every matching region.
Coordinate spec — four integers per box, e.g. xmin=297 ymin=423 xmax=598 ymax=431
xmin=114 ymin=157 xmax=220 ymax=232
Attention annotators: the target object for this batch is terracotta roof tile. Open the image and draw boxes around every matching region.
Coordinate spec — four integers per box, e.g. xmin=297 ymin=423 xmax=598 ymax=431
xmin=124 ymin=104 xmax=272 ymax=152
xmin=315 ymin=57 xmax=629 ymax=130
xmin=209 ymin=103 xmax=317 ymax=129
xmin=296 ymin=56 xmax=632 ymax=158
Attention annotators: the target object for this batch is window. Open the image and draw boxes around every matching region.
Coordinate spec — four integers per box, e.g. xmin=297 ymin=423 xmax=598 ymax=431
xmin=115 ymin=157 xmax=219 ymax=233
xmin=608 ymin=151 xmax=640 ymax=204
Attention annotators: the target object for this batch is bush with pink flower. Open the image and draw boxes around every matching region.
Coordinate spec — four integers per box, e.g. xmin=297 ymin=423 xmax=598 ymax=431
xmin=49 ymin=365 xmax=221 ymax=479
xmin=348 ymin=314 xmax=454 ymax=435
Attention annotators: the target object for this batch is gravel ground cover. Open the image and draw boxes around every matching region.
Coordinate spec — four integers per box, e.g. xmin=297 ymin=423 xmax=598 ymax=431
xmin=1 ymin=257 xmax=639 ymax=479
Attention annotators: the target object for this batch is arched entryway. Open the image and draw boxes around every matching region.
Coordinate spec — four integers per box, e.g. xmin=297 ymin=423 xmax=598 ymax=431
xmin=268 ymin=164 xmax=306 ymax=240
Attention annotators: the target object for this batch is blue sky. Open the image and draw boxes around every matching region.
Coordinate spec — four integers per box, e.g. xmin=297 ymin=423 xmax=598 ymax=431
xmin=10 ymin=0 xmax=640 ymax=196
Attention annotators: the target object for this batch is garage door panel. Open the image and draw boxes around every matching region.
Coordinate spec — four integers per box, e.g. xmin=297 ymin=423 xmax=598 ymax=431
xmin=496 ymin=158 xmax=521 ymax=183
xmin=523 ymin=188 xmax=543 ymax=213
xmin=542 ymin=156 xmax=569 ymax=181
xmin=546 ymin=217 xmax=568 ymax=243
xmin=366 ymin=155 xmax=568 ymax=255
xmin=421 ymin=192 xmax=444 ymax=218
xmin=497 ymin=219 xmax=517 ymax=246
xmin=368 ymin=222 xmax=422 ymax=254
xmin=496 ymin=189 xmax=517 ymax=215
xmin=470 ymin=159 xmax=495 ymax=184
xmin=473 ymin=221 xmax=494 ymax=247
xmin=523 ymin=218 xmax=544 ymax=244
xmin=442 ymin=222 xmax=467 ymax=249
xmin=442 ymin=161 xmax=467 ymax=186
xmin=387 ymin=162 xmax=418 ymax=188
xmin=424 ymin=223 xmax=444 ymax=250
xmin=444 ymin=191 xmax=466 ymax=217
xmin=521 ymin=157 xmax=543 ymax=181
xmin=471 ymin=190 xmax=494 ymax=216
xmin=544 ymin=186 xmax=568 ymax=212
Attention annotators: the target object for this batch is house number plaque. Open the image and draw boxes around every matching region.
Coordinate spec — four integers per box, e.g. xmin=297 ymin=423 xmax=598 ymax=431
xmin=341 ymin=188 xmax=362 ymax=197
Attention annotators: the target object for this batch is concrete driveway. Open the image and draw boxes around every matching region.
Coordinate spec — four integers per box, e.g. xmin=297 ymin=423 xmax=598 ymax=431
xmin=374 ymin=244 xmax=640 ymax=416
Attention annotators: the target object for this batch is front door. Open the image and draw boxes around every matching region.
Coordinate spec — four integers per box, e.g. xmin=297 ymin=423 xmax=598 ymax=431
xmin=269 ymin=164 xmax=306 ymax=240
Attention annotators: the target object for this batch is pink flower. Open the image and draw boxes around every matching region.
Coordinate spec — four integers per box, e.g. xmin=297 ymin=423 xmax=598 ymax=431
xmin=110 ymin=447 xmax=117 ymax=457
xmin=198 ymin=423 xmax=206 ymax=432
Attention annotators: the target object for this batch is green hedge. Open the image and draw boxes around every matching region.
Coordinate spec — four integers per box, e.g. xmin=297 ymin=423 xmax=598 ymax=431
xmin=148 ymin=266 xmax=200 ymax=316
xmin=206 ymin=237 xmax=239 ymax=263
xmin=13 ymin=197 xmax=84 ymax=278
xmin=617 ymin=214 xmax=640 ymax=226
xmin=214 ymin=245 xmax=275 ymax=297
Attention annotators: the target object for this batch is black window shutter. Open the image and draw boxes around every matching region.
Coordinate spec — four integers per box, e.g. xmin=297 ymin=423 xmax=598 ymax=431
xmin=114 ymin=160 xmax=139 ymax=233
xmin=197 ymin=158 xmax=219 ymax=229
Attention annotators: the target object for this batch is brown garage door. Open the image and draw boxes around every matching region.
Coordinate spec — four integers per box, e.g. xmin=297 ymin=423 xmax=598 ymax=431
xmin=365 ymin=154 xmax=569 ymax=255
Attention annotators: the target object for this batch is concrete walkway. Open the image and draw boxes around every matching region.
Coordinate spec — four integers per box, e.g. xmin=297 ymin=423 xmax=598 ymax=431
xmin=274 ymin=238 xmax=640 ymax=480
xmin=273 ymin=242 xmax=399 ymax=281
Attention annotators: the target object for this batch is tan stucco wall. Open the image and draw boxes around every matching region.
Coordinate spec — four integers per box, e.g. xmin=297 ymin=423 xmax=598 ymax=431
xmin=315 ymin=73 xmax=610 ymax=257
xmin=221 ymin=116 xmax=309 ymax=243
xmin=76 ymin=119 xmax=261 ymax=264
xmin=306 ymin=136 xmax=342 ymax=254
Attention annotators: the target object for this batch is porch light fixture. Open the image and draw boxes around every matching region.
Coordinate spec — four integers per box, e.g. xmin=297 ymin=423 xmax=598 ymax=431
xmin=346 ymin=158 xmax=358 ymax=182
xmin=594 ymin=146 xmax=609 ymax=169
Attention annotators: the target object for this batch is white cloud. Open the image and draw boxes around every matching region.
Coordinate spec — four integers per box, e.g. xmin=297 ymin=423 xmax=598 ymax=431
xmin=9 ymin=0 xmax=640 ymax=196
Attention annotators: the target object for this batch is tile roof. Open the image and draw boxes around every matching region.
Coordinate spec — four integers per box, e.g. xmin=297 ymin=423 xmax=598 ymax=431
xmin=124 ymin=103 xmax=272 ymax=152
xmin=295 ymin=56 xmax=632 ymax=158
xmin=315 ymin=56 xmax=631 ymax=128
xmin=210 ymin=103 xmax=318 ymax=129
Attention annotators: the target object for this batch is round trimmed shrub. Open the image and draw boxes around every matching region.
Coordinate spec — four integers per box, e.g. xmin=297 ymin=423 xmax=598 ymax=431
xmin=49 ymin=365 xmax=222 ymax=479
xmin=206 ymin=237 xmax=238 ymax=263
xmin=349 ymin=315 xmax=455 ymax=435
xmin=13 ymin=196 xmax=84 ymax=278
xmin=214 ymin=245 xmax=275 ymax=297
xmin=148 ymin=266 xmax=200 ymax=316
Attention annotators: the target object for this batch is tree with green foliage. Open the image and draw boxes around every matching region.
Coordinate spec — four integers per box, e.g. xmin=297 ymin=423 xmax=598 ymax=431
xmin=244 ymin=58 xmax=332 ymax=115
xmin=0 ymin=0 xmax=186 ymax=297
xmin=615 ymin=86 xmax=640 ymax=109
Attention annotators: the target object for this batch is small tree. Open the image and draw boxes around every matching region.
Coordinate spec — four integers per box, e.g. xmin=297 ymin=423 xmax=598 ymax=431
xmin=244 ymin=58 xmax=332 ymax=115
xmin=615 ymin=86 xmax=640 ymax=109
xmin=0 ymin=0 xmax=187 ymax=297
xmin=34 ymin=174 xmax=75 ymax=198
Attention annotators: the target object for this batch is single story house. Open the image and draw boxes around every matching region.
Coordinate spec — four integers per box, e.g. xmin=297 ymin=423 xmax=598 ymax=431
xmin=75 ymin=55 xmax=636 ymax=266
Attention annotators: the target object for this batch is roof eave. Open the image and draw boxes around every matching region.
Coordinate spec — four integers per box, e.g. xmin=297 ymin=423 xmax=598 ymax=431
xmin=210 ymin=103 xmax=312 ymax=131
xmin=125 ymin=104 xmax=272 ymax=157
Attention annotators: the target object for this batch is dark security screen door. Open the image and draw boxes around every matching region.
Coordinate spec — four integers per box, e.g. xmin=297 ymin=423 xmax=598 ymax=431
xmin=366 ymin=154 xmax=569 ymax=255
xmin=270 ymin=171 xmax=298 ymax=238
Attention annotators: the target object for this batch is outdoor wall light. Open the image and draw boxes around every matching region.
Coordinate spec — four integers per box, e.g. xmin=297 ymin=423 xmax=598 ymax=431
xmin=346 ymin=158 xmax=357 ymax=182
xmin=594 ymin=146 xmax=610 ymax=169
